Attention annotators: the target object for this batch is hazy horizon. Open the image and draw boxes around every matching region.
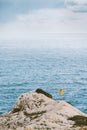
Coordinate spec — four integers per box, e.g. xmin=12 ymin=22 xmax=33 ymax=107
xmin=0 ymin=0 xmax=87 ymax=49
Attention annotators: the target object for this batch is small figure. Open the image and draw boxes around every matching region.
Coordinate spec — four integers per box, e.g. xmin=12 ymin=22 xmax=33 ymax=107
xmin=58 ymin=89 xmax=64 ymax=100
xmin=58 ymin=89 xmax=64 ymax=95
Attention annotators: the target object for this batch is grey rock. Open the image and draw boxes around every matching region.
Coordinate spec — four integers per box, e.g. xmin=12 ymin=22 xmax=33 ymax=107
xmin=0 ymin=89 xmax=87 ymax=130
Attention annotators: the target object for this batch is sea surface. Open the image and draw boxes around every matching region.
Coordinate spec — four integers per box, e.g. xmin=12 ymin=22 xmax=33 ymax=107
xmin=0 ymin=47 xmax=87 ymax=114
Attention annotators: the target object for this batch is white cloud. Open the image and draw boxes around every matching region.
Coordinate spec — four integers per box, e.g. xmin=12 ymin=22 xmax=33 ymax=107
xmin=65 ymin=0 xmax=87 ymax=5
xmin=0 ymin=8 xmax=87 ymax=48
xmin=65 ymin=0 xmax=87 ymax=12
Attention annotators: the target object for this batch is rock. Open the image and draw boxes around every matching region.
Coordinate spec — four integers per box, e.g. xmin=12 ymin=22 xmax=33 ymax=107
xmin=0 ymin=89 xmax=87 ymax=130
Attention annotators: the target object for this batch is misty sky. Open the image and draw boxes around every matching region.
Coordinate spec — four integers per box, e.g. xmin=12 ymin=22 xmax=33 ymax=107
xmin=0 ymin=0 xmax=87 ymax=48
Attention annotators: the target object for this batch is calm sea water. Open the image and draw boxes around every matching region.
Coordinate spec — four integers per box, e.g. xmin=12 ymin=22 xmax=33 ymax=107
xmin=0 ymin=47 xmax=87 ymax=114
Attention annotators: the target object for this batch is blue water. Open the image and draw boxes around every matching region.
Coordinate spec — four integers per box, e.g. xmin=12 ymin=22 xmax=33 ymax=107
xmin=0 ymin=48 xmax=87 ymax=114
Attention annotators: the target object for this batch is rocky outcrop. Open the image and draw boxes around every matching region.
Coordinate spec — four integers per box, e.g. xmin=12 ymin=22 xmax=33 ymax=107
xmin=0 ymin=89 xmax=87 ymax=130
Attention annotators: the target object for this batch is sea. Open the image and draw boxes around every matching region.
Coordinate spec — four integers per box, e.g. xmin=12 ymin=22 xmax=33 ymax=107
xmin=0 ymin=47 xmax=87 ymax=114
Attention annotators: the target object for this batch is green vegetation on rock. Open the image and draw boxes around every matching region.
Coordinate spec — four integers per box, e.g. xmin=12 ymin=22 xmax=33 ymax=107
xmin=12 ymin=108 xmax=21 ymax=113
xmin=36 ymin=88 xmax=52 ymax=99
xmin=69 ymin=115 xmax=87 ymax=126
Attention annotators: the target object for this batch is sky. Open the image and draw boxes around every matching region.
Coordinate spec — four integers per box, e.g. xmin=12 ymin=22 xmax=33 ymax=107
xmin=0 ymin=0 xmax=87 ymax=48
